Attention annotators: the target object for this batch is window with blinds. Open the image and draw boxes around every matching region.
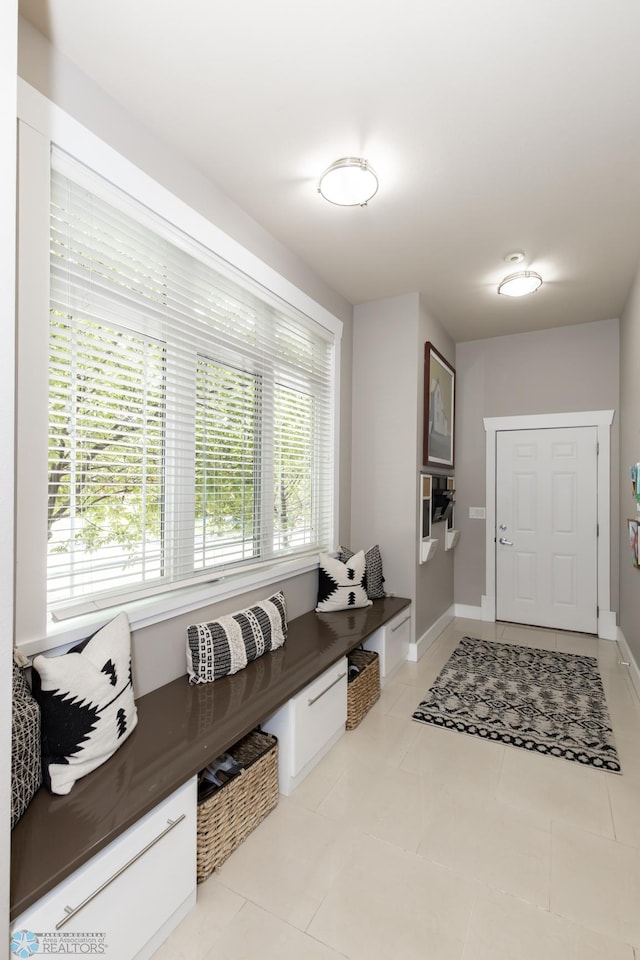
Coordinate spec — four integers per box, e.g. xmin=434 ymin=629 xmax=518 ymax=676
xmin=48 ymin=163 xmax=335 ymax=618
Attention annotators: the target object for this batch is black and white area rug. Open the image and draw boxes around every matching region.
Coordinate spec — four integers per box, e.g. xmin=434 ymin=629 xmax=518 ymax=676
xmin=412 ymin=637 xmax=621 ymax=773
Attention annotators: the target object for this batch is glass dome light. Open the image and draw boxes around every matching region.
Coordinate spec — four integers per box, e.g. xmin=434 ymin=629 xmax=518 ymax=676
xmin=497 ymin=270 xmax=543 ymax=297
xmin=318 ymin=157 xmax=378 ymax=206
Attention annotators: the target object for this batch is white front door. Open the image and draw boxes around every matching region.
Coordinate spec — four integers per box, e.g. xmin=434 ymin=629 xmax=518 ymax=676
xmin=496 ymin=426 xmax=598 ymax=633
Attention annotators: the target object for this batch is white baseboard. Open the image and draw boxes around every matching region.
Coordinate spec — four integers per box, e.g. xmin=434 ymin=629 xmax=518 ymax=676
xmin=598 ymin=610 xmax=617 ymax=641
xmin=454 ymin=603 xmax=483 ymax=620
xmin=617 ymin=627 xmax=640 ymax=705
xmin=408 ymin=605 xmax=455 ymax=662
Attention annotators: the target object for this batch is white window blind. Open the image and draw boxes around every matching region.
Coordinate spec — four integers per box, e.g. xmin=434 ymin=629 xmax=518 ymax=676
xmin=48 ymin=162 xmax=335 ymax=618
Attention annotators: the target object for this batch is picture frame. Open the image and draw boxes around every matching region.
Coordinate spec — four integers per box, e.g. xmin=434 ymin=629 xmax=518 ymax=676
xmin=423 ymin=342 xmax=455 ymax=467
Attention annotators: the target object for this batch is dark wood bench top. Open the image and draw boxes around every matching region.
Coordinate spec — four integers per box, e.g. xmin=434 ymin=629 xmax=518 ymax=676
xmin=10 ymin=596 xmax=410 ymax=920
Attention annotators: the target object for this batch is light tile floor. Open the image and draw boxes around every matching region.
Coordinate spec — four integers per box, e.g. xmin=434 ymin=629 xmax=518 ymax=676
xmin=152 ymin=618 xmax=640 ymax=960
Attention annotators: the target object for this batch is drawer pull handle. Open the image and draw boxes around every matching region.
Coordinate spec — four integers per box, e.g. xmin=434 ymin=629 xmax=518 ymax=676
xmin=308 ymin=671 xmax=347 ymax=707
xmin=55 ymin=814 xmax=186 ymax=930
xmin=391 ymin=615 xmax=411 ymax=633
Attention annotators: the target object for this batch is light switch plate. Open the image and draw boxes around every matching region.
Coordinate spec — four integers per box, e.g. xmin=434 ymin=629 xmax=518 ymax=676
xmin=469 ymin=506 xmax=486 ymax=519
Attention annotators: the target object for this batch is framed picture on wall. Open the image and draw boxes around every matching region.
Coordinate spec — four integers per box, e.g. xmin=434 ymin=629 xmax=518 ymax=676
xmin=423 ymin=342 xmax=455 ymax=467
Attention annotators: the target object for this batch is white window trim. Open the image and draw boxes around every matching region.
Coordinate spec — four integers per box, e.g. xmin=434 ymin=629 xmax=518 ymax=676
xmin=19 ymin=554 xmax=321 ymax=658
xmin=19 ymin=80 xmax=342 ymax=340
xmin=483 ymin=410 xmax=615 ymax=640
xmin=16 ymin=79 xmax=342 ymax=654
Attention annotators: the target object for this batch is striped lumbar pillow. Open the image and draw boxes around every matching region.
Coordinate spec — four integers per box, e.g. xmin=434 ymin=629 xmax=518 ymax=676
xmin=186 ymin=592 xmax=287 ymax=684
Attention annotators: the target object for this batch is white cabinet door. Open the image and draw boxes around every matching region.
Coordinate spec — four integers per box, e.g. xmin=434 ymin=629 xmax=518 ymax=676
xmin=363 ymin=608 xmax=411 ymax=684
xmin=384 ymin=610 xmax=411 ymax=678
xmin=11 ymin=779 xmax=197 ymax=960
xmin=291 ymin=658 xmax=348 ymax=774
xmin=264 ymin=659 xmax=347 ymax=795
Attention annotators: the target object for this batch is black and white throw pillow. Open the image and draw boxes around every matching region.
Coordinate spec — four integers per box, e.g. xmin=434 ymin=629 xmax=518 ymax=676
xmin=11 ymin=662 xmax=42 ymax=827
xmin=316 ymin=551 xmax=372 ymax=612
xmin=186 ymin=591 xmax=288 ymax=685
xmin=338 ymin=544 xmax=386 ymax=599
xmin=32 ymin=612 xmax=137 ymax=796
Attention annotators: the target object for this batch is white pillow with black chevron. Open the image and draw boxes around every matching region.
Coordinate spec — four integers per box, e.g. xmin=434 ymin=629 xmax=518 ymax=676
xmin=32 ymin=612 xmax=137 ymax=796
xmin=316 ymin=550 xmax=373 ymax=612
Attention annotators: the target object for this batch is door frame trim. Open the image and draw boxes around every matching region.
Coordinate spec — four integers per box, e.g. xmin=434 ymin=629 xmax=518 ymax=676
xmin=483 ymin=410 xmax=615 ymax=639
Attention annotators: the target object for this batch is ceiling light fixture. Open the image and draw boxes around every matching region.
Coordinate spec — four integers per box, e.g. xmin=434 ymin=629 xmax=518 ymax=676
xmin=497 ymin=270 xmax=543 ymax=297
xmin=318 ymin=157 xmax=378 ymax=206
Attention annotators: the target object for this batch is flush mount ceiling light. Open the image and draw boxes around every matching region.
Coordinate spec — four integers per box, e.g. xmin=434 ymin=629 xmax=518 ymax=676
xmin=318 ymin=157 xmax=378 ymax=206
xmin=497 ymin=270 xmax=543 ymax=297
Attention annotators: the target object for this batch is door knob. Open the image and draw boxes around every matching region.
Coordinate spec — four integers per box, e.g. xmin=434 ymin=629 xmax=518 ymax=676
xmin=499 ymin=537 xmax=513 ymax=546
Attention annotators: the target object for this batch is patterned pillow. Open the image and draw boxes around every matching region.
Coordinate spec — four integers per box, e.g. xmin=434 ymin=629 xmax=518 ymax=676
xmin=11 ymin=662 xmax=42 ymax=827
xmin=31 ymin=612 xmax=138 ymax=796
xmin=186 ymin=591 xmax=287 ymax=685
xmin=316 ymin=551 xmax=372 ymax=612
xmin=338 ymin=544 xmax=386 ymax=599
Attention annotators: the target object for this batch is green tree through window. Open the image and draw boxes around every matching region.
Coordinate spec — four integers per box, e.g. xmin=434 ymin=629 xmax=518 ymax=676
xmin=45 ymin=164 xmax=334 ymax=615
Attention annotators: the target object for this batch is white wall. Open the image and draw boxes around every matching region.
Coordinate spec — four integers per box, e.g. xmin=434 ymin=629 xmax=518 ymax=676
xmin=1 ymin=0 xmax=18 ymax=945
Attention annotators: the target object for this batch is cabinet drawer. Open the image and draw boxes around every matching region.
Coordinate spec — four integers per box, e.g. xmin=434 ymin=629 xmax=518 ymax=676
xmin=11 ymin=779 xmax=197 ymax=960
xmin=290 ymin=658 xmax=348 ymax=775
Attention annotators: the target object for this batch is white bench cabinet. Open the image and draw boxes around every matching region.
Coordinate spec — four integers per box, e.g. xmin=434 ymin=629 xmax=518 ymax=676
xmin=11 ymin=778 xmax=197 ymax=960
xmin=264 ymin=657 xmax=348 ymax=795
xmin=10 ymin=598 xmax=412 ymax=940
xmin=363 ymin=606 xmax=412 ymax=684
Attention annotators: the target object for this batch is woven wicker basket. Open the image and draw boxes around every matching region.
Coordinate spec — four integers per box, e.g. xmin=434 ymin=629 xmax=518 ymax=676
xmin=346 ymin=649 xmax=380 ymax=730
xmin=196 ymin=729 xmax=278 ymax=883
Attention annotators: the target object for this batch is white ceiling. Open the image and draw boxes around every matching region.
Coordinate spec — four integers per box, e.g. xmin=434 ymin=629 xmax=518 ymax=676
xmin=19 ymin=0 xmax=640 ymax=341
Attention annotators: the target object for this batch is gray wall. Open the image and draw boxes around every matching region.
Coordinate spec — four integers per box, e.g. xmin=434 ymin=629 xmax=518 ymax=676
xmin=619 ymin=272 xmax=640 ymax=664
xmin=351 ymin=294 xmax=419 ymax=602
xmin=18 ymin=18 xmax=354 ymax=694
xmin=454 ymin=318 xmax=620 ymax=611
xmin=416 ymin=297 xmax=456 ymax=634
xmin=351 ymin=293 xmax=455 ymax=645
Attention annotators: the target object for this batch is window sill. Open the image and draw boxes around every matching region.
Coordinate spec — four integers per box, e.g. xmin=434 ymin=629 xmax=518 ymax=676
xmin=19 ymin=554 xmax=320 ymax=658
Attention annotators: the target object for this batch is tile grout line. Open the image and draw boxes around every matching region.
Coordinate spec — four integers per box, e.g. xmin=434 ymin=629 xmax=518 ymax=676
xmin=458 ymin=879 xmax=490 ymax=960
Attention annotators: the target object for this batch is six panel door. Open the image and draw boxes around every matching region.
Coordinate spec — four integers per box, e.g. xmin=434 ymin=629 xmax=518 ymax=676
xmin=496 ymin=426 xmax=598 ymax=633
